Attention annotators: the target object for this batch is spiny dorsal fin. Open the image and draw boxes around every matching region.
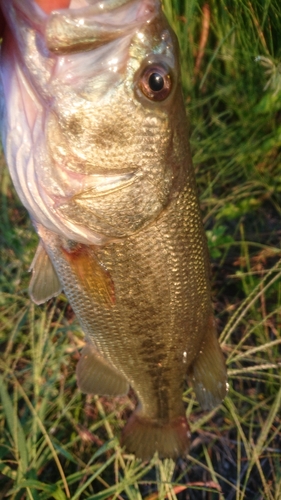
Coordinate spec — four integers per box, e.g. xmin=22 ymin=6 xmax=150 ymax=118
xmin=29 ymin=241 xmax=62 ymax=305
xmin=77 ymin=343 xmax=129 ymax=396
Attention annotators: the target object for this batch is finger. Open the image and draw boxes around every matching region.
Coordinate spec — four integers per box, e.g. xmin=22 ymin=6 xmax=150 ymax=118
xmin=35 ymin=0 xmax=71 ymax=14
xmin=0 ymin=1 xmax=71 ymax=39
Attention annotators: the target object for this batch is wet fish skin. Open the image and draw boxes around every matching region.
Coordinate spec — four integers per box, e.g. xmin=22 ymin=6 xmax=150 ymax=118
xmin=1 ymin=0 xmax=163 ymax=244
xmin=0 ymin=0 xmax=227 ymax=460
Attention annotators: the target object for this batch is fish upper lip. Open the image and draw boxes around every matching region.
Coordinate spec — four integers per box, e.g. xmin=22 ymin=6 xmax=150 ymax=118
xmin=45 ymin=0 xmax=158 ymax=55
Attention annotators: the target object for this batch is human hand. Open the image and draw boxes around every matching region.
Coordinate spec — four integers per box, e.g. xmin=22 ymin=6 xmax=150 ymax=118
xmin=0 ymin=0 xmax=71 ymax=36
xmin=35 ymin=0 xmax=70 ymax=13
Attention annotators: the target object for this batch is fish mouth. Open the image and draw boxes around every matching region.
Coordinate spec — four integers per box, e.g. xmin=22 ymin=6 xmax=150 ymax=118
xmin=45 ymin=0 xmax=158 ymax=55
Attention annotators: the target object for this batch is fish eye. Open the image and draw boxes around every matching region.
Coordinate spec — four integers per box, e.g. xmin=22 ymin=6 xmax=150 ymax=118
xmin=138 ymin=64 xmax=172 ymax=102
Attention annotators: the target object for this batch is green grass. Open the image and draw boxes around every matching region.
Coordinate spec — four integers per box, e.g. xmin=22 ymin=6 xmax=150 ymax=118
xmin=1 ymin=0 xmax=281 ymax=498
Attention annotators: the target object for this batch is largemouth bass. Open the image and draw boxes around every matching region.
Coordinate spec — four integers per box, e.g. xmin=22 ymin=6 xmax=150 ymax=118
xmin=0 ymin=0 xmax=227 ymax=460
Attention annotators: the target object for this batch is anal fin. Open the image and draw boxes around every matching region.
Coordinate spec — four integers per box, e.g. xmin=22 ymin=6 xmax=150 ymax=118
xmin=76 ymin=343 xmax=129 ymax=396
xmin=29 ymin=241 xmax=62 ymax=305
xmin=189 ymin=317 xmax=228 ymax=411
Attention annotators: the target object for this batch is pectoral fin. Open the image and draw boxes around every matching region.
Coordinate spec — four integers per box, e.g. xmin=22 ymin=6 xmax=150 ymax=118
xmin=189 ymin=317 xmax=228 ymax=411
xmin=29 ymin=241 xmax=62 ymax=304
xmin=62 ymin=244 xmax=115 ymax=307
xmin=76 ymin=343 xmax=129 ymax=396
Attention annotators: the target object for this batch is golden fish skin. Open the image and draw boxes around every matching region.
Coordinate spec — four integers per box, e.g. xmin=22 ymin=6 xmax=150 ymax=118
xmin=0 ymin=0 xmax=227 ymax=460
xmin=35 ymin=174 xmax=226 ymax=460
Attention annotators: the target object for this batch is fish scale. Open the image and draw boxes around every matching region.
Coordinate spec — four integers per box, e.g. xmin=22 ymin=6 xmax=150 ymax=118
xmin=37 ymin=180 xmax=214 ymax=418
xmin=1 ymin=0 xmax=227 ymax=459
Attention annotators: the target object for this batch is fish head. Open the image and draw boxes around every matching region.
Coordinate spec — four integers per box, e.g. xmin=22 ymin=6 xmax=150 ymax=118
xmin=1 ymin=0 xmax=190 ymax=243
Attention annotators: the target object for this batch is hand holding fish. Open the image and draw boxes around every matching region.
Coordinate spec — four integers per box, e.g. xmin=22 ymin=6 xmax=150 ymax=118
xmin=0 ymin=0 xmax=227 ymax=460
xmin=36 ymin=0 xmax=71 ymax=12
xmin=0 ymin=0 xmax=70 ymax=33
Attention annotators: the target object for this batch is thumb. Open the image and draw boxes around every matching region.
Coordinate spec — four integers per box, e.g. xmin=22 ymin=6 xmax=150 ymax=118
xmin=0 ymin=1 xmax=71 ymax=36
xmin=35 ymin=0 xmax=71 ymax=13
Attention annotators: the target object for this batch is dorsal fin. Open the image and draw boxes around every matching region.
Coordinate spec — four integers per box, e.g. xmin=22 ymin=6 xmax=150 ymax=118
xmin=28 ymin=241 xmax=62 ymax=305
xmin=188 ymin=316 xmax=227 ymax=411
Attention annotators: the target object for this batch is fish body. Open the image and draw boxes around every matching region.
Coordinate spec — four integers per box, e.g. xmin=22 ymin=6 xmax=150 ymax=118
xmin=0 ymin=0 xmax=227 ymax=459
